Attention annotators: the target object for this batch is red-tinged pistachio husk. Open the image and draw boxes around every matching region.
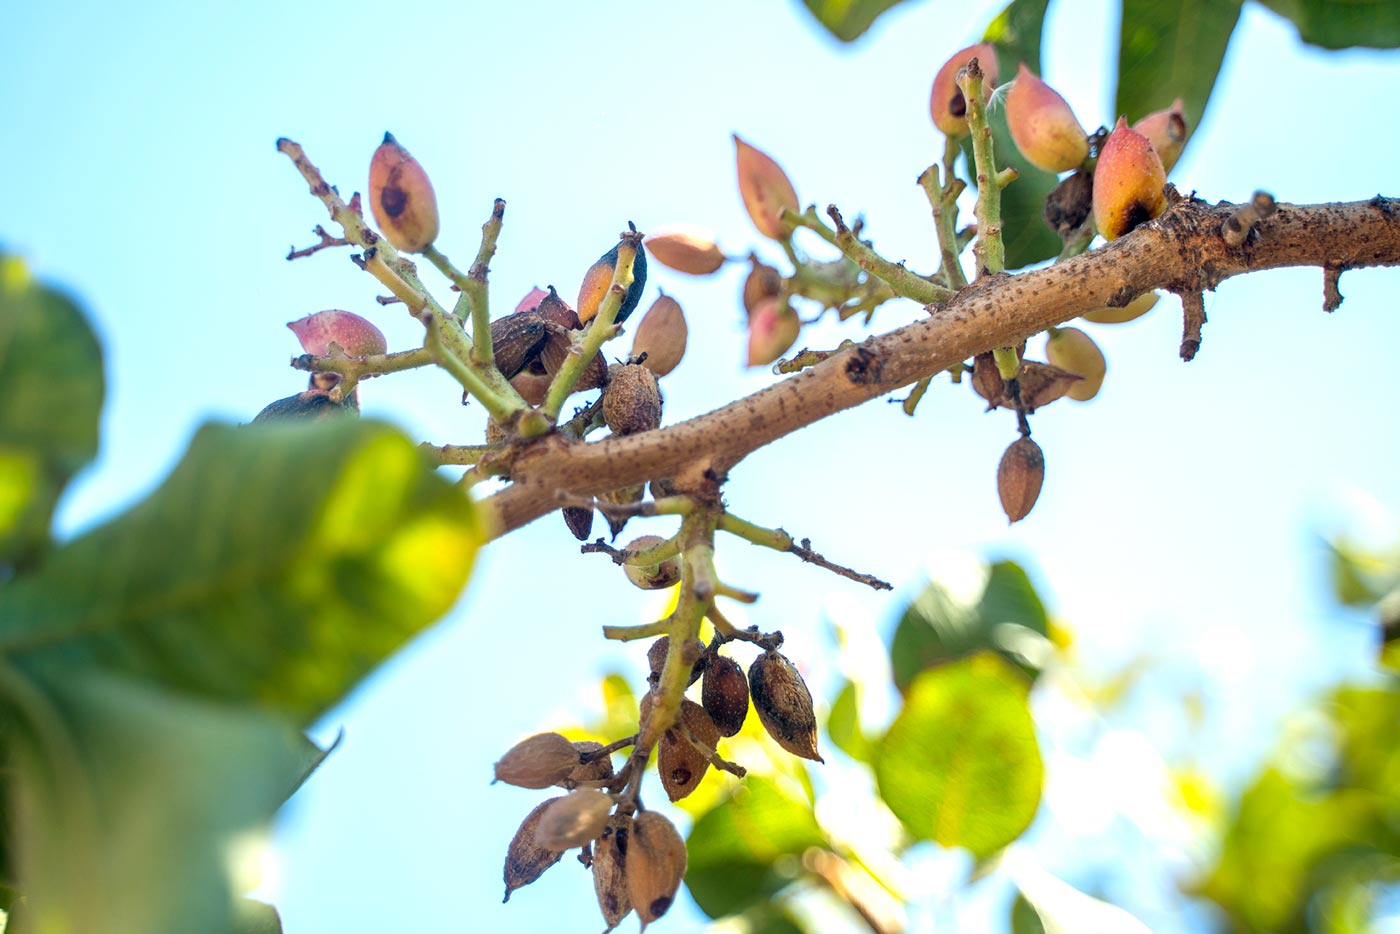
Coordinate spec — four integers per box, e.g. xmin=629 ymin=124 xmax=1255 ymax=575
xmin=742 ymin=257 xmax=783 ymax=320
xmin=515 ymin=286 xmax=550 ymax=315
xmin=1081 ymin=290 xmax=1160 ymax=324
xmin=539 ymin=323 xmax=607 ymax=392
xmin=578 ymin=242 xmax=648 ymax=325
xmin=288 ymin=310 xmax=388 ymax=357
xmin=747 ymin=298 xmax=801 ymax=367
xmin=626 ymin=811 xmax=688 ymax=930
xmin=533 ymin=789 xmax=616 ymax=850
xmin=658 ymin=699 xmax=720 ymax=801
xmin=536 ymin=284 xmax=582 ymax=330
xmin=701 ymin=653 xmax=750 ymax=737
xmin=368 ymin=132 xmax=439 ymax=253
xmin=503 ymin=797 xmax=566 ymax=902
xmin=494 ymin=732 xmax=581 ymax=789
xmin=598 ymin=484 xmax=644 ymax=539
xmin=1045 ymin=327 xmax=1106 ymax=401
xmin=647 ymin=637 xmax=705 ymax=686
xmin=511 ymin=369 xmax=553 ymax=407
xmin=489 ymin=312 xmax=549 ymax=380
xmin=1133 ymin=98 xmax=1188 ymax=173
xmin=734 ymin=135 xmax=799 ymax=240
xmin=749 ymin=649 xmax=823 ymax=762
xmin=630 ymin=294 xmax=688 ymax=377
xmin=644 ymin=227 xmax=725 ymax=275
xmin=562 ymin=505 xmax=594 ymax=541
xmin=1093 ymin=117 xmax=1168 ymax=240
xmin=622 ymin=535 xmax=681 ymax=590
xmin=603 ymin=364 xmax=662 ymax=436
xmin=593 ymin=814 xmax=633 ymax=931
xmin=1005 ymin=64 xmax=1090 ymax=173
xmin=567 ymin=741 xmax=616 ymax=784
xmin=929 ymin=43 xmax=999 ymax=136
xmin=998 ymin=436 xmax=1045 ymax=524
xmin=1043 ymin=170 xmax=1094 ymax=237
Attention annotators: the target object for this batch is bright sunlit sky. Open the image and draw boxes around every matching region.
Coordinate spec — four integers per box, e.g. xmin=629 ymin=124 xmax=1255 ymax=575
xmin=4 ymin=1 xmax=1400 ymax=932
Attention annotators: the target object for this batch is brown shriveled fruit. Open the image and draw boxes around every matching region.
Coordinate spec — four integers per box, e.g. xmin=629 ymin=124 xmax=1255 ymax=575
xmin=494 ymin=732 xmax=581 ymax=789
xmin=535 ymin=285 xmax=582 ymax=330
xmin=658 ymin=699 xmax=721 ymax=802
xmin=566 ymin=741 xmax=616 ymax=784
xmin=647 ymin=637 xmax=705 ymax=686
xmin=622 ymin=535 xmax=681 ymax=590
xmin=630 ymin=294 xmax=688 ymax=377
xmin=972 ymin=354 xmax=1082 ymax=412
xmin=998 ymin=436 xmax=1045 ymax=524
xmin=701 ymin=653 xmax=750 ymax=737
xmin=533 ymin=789 xmax=615 ymax=850
xmin=368 ymin=132 xmax=439 ymax=254
xmin=539 ymin=323 xmax=607 ymax=392
xmin=626 ymin=811 xmax=688 ymax=930
xmin=748 ymin=649 xmax=823 ymax=762
xmin=562 ymin=505 xmax=594 ymax=541
xmin=510 ymin=369 xmax=553 ymax=407
xmin=603 ymin=364 xmax=662 ymax=436
xmin=742 ymin=256 xmax=783 ymax=319
xmin=644 ymin=227 xmax=725 ymax=275
xmin=489 ymin=312 xmax=549 ymax=380
xmin=1043 ymin=170 xmax=1094 ymax=237
xmin=592 ymin=814 xmax=633 ymax=931
xmin=1045 ymin=327 xmax=1106 ymax=401
xmin=503 ymin=797 xmax=566 ymax=902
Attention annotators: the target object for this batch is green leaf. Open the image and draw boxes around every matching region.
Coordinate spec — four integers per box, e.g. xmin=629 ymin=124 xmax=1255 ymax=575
xmin=959 ymin=104 xmax=1062 ymax=271
xmin=0 ymin=256 xmax=104 ymax=567
xmin=874 ymin=654 xmax=1042 ymax=857
xmin=1010 ymin=893 xmax=1046 ymax=934
xmin=0 ymin=419 xmax=482 ymax=723
xmin=1255 ymin=0 xmax=1400 ymax=49
xmin=8 ymin=669 xmax=307 ymax=934
xmin=1115 ymin=0 xmax=1243 ymax=135
xmin=230 ymin=900 xmax=283 ymax=934
xmin=984 ymin=0 xmax=1051 ymax=76
xmin=799 ymin=0 xmax=909 ymax=42
xmin=827 ymin=678 xmax=871 ymax=763
xmin=685 ymin=776 xmax=826 ymax=917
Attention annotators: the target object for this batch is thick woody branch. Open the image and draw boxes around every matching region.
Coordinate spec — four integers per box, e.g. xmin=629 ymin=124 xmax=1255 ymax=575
xmin=479 ymin=196 xmax=1400 ymax=537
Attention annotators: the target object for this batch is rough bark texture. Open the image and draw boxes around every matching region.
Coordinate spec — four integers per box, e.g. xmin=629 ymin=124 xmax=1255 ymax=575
xmin=480 ymin=195 xmax=1400 ymax=537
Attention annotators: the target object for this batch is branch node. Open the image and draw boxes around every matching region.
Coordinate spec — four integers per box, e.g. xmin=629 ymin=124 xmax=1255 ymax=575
xmin=1221 ymin=190 xmax=1277 ymax=247
xmin=1322 ymin=264 xmax=1345 ymax=313
xmin=1179 ymin=290 xmax=1207 ymax=361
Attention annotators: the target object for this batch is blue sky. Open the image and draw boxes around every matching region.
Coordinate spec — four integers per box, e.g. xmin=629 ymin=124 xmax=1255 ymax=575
xmin=4 ymin=0 xmax=1399 ymax=931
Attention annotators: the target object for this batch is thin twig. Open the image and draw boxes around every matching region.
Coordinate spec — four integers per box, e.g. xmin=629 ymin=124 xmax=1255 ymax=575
xmin=718 ymin=512 xmax=891 ymax=591
xmin=1179 ymin=290 xmax=1207 ymax=361
xmin=287 ymin=225 xmax=349 ymax=260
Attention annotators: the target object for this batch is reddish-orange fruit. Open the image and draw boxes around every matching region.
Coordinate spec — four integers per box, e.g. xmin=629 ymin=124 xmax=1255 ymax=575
xmin=1093 ymin=117 xmax=1168 ymax=240
xmin=734 ymin=136 xmax=799 ymax=240
xmin=1133 ymin=98 xmax=1188 ymax=173
xmin=1045 ymin=327 xmax=1106 ymax=401
xmin=288 ymin=310 xmax=387 ymax=357
xmin=1005 ymin=64 xmax=1089 ymax=173
xmin=368 ymin=132 xmax=439 ymax=253
xmin=997 ymin=437 xmax=1045 ymax=524
xmin=746 ymin=298 xmax=800 ymax=367
xmin=644 ymin=227 xmax=725 ymax=275
xmin=577 ymin=242 xmax=648 ymax=325
xmin=929 ymin=43 xmax=999 ymax=136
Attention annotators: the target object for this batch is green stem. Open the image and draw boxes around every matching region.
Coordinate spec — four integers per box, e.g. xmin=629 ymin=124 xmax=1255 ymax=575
xmin=992 ymin=346 xmax=1021 ymax=381
xmin=424 ymin=317 xmax=518 ymax=423
xmin=919 ymin=136 xmax=969 ymax=290
xmin=957 ymin=62 xmax=1005 ymax=276
xmin=719 ymin=512 xmax=794 ymax=551
xmin=787 ymin=207 xmax=954 ymax=306
xmin=420 ymin=442 xmax=495 ymax=466
xmin=602 ymin=619 xmax=673 ymax=642
xmin=902 ymin=376 xmax=932 ymax=416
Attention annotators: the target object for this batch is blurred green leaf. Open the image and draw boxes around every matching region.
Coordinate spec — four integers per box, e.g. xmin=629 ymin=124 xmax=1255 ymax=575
xmin=827 ymin=679 xmax=871 ymax=763
xmin=9 ymin=669 xmax=307 ymax=934
xmin=685 ymin=776 xmax=826 ymax=917
xmin=874 ymin=654 xmax=1042 ymax=857
xmin=1010 ymin=892 xmax=1046 ymax=934
xmin=1255 ymin=0 xmax=1400 ymax=49
xmin=799 ymin=0 xmax=909 ymax=42
xmin=0 ymin=419 xmax=482 ymax=724
xmin=0 ymin=256 xmax=104 ymax=567
xmin=985 ymin=0 xmax=1050 ymax=75
xmin=1327 ymin=539 xmax=1398 ymax=607
xmin=890 ymin=559 xmax=1050 ymax=692
xmin=1116 ymin=0 xmax=1242 ymax=132
xmin=230 ymin=900 xmax=283 ymax=934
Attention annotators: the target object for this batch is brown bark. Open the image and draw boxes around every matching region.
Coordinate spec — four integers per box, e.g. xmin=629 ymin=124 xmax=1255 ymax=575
xmin=480 ymin=195 xmax=1400 ymax=537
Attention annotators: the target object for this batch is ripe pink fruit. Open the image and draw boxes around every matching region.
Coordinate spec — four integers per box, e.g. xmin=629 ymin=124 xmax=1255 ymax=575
xmin=287 ymin=310 xmax=387 ymax=357
xmin=1133 ymin=98 xmax=1188 ymax=173
xmin=734 ymin=136 xmax=799 ymax=240
xmin=1005 ymin=64 xmax=1089 ymax=173
xmin=1093 ymin=118 xmax=1167 ymax=240
xmin=930 ymin=43 xmax=999 ymax=136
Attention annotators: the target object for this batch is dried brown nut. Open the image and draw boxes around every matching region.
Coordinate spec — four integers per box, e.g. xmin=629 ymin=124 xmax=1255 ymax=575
xmin=536 ymin=285 xmax=582 ymax=330
xmin=485 ymin=418 xmax=508 ymax=445
xmin=539 ymin=323 xmax=607 ymax=393
xmin=1045 ymin=327 xmax=1106 ymax=401
xmin=734 ymin=135 xmax=799 ymax=240
xmin=630 ymin=294 xmax=688 ymax=377
xmin=998 ymin=436 xmax=1045 ymax=524
xmin=598 ymin=484 xmax=644 ymax=540
xmin=1043 ymin=170 xmax=1094 ymax=237
xmin=533 ymin=789 xmax=615 ymax=850
xmin=494 ymin=732 xmax=581 ymax=789
xmin=567 ymin=741 xmax=616 ymax=784
xmin=658 ymin=699 xmax=721 ymax=802
xmin=647 ymin=637 xmax=705 ymax=686
xmin=490 ymin=312 xmax=549 ymax=380
xmin=626 ymin=810 xmax=688 ymax=930
xmin=592 ymin=814 xmax=633 ymax=931
xmin=623 ymin=535 xmax=681 ymax=590
xmin=368 ymin=132 xmax=438 ymax=254
xmin=511 ymin=369 xmax=553 ymax=407
xmin=972 ymin=353 xmax=1082 ymax=412
xmin=563 ymin=505 xmax=595 ymax=541
xmin=742 ymin=256 xmax=783 ymax=319
xmin=971 ymin=352 xmax=1004 ymax=405
xmin=644 ymin=227 xmax=725 ymax=275
xmin=503 ymin=797 xmax=566 ymax=902
xmin=748 ymin=649 xmax=823 ymax=762
xmin=701 ymin=653 xmax=750 ymax=737
xmin=603 ymin=364 xmax=663 ymax=437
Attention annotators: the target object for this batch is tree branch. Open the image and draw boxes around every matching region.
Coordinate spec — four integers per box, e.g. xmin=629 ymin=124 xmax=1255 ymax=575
xmin=478 ymin=196 xmax=1400 ymax=537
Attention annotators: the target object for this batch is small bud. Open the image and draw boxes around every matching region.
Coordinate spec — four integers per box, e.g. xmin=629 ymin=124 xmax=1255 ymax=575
xmin=567 ymin=741 xmax=616 ymax=784
xmin=734 ymin=135 xmax=799 ymax=240
xmin=539 ymin=323 xmax=608 ymax=392
xmin=562 ymin=505 xmax=594 ymax=541
xmin=747 ymin=298 xmax=801 ymax=367
xmin=288 ymin=310 xmax=388 ymax=357
xmin=494 ymin=733 xmax=581 ymax=789
xmin=1005 ymin=64 xmax=1089 ymax=173
xmin=603 ymin=364 xmax=663 ymax=436
xmin=644 ymin=227 xmax=725 ymax=275
xmin=368 ymin=132 xmax=439 ymax=254
xmin=1133 ymin=98 xmax=1188 ymax=173
xmin=592 ymin=815 xmax=633 ymax=931
xmin=997 ymin=436 xmax=1045 ymax=524
xmin=489 ymin=312 xmax=549 ymax=380
xmin=930 ymin=43 xmax=999 ymax=136
xmin=647 ymin=637 xmax=705 ymax=686
xmin=578 ymin=241 xmax=648 ymax=325
xmin=749 ymin=649 xmax=823 ymax=762
xmin=742 ymin=257 xmax=783 ymax=319
xmin=1081 ymin=290 xmax=1159 ymax=324
xmin=1045 ymin=327 xmax=1106 ymax=401
xmin=623 ymin=535 xmax=682 ymax=590
xmin=630 ymin=294 xmax=688 ymax=377
xmin=626 ymin=811 xmax=688 ymax=930
xmin=658 ymin=699 xmax=721 ymax=801
xmin=1093 ymin=117 xmax=1167 ymax=240
xmin=533 ymin=789 xmax=615 ymax=850
xmin=503 ymin=797 xmax=566 ymax=902
xmin=701 ymin=653 xmax=749 ymax=737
